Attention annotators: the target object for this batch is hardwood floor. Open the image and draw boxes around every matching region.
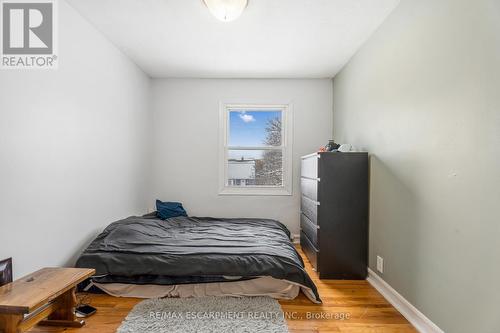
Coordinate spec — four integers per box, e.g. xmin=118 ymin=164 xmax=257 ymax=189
xmin=29 ymin=247 xmax=416 ymax=333
xmin=280 ymin=249 xmax=416 ymax=332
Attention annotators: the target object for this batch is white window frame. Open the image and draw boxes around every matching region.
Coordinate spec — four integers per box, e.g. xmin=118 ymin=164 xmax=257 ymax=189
xmin=219 ymin=103 xmax=293 ymax=196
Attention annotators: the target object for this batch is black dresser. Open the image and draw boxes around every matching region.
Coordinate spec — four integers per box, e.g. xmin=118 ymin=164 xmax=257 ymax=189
xmin=300 ymin=151 xmax=368 ymax=279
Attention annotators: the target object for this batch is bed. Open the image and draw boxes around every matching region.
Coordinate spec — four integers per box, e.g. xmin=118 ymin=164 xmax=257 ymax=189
xmin=75 ymin=214 xmax=321 ymax=303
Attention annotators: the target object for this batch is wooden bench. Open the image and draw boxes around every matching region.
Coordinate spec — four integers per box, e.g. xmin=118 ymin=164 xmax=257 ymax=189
xmin=0 ymin=267 xmax=95 ymax=333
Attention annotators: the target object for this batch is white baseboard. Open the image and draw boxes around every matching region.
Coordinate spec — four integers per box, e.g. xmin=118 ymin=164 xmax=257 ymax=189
xmin=291 ymin=233 xmax=300 ymax=244
xmin=367 ymin=268 xmax=444 ymax=333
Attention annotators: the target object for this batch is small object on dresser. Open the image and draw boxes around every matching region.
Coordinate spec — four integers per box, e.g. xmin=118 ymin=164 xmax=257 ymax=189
xmin=324 ymin=140 xmax=340 ymax=152
xmin=338 ymin=144 xmax=352 ymax=152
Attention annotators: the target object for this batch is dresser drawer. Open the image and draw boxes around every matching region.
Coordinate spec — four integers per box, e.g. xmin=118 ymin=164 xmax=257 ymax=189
xmin=301 ymin=195 xmax=318 ymax=224
xmin=300 ymin=213 xmax=318 ymax=246
xmin=300 ymin=177 xmax=318 ymax=201
xmin=300 ymin=231 xmax=319 ymax=271
xmin=301 ymin=154 xmax=318 ymax=179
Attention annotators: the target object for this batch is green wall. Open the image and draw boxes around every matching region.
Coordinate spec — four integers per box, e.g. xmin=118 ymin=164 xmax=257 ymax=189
xmin=332 ymin=0 xmax=500 ymax=332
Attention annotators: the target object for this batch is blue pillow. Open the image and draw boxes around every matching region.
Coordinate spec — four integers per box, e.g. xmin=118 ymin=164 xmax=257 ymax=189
xmin=156 ymin=200 xmax=188 ymax=220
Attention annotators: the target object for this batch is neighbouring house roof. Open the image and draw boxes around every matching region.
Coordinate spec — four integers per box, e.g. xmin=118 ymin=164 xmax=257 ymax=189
xmin=228 ymin=159 xmax=256 ymax=180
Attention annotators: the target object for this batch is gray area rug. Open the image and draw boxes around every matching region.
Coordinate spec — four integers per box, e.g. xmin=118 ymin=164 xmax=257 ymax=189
xmin=116 ymin=296 xmax=289 ymax=333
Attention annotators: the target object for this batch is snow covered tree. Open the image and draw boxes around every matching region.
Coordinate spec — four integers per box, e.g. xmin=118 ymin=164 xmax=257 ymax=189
xmin=255 ymin=117 xmax=282 ymax=185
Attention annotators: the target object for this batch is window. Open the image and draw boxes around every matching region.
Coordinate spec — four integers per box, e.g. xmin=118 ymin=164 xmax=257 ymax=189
xmin=219 ymin=104 xmax=292 ymax=195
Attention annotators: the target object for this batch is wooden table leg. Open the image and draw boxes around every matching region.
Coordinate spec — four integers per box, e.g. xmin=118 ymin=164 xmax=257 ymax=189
xmin=0 ymin=313 xmax=23 ymax=333
xmin=39 ymin=287 xmax=85 ymax=328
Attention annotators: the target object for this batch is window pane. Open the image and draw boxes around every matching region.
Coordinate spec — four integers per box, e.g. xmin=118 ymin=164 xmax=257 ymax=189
xmin=228 ymin=110 xmax=282 ymax=147
xmin=227 ymin=149 xmax=283 ymax=186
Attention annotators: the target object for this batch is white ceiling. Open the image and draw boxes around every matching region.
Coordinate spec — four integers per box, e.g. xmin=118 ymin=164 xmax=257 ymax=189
xmin=66 ymin=0 xmax=399 ymax=78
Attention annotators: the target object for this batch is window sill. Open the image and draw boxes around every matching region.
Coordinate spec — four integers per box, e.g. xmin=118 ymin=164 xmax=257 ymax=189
xmin=219 ymin=187 xmax=292 ymax=196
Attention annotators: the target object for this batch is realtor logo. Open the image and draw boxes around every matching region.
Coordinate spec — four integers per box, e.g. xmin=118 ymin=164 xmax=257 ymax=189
xmin=1 ymin=0 xmax=57 ymax=69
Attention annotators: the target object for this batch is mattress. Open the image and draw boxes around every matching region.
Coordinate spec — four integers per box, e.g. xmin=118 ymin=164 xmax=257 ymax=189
xmin=76 ymin=215 xmax=321 ymax=303
xmin=91 ymin=276 xmax=312 ymax=300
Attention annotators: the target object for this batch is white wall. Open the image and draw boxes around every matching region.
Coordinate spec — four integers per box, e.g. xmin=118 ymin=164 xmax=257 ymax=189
xmin=332 ymin=0 xmax=500 ymax=332
xmin=0 ymin=0 xmax=151 ymax=278
xmin=150 ymin=79 xmax=332 ymax=233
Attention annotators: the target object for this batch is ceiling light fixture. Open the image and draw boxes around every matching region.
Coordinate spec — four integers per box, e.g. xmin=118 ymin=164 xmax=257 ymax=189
xmin=203 ymin=0 xmax=248 ymax=22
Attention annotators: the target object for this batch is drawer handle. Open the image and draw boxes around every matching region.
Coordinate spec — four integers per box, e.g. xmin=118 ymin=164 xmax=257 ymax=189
xmin=302 ymin=196 xmax=320 ymax=206
xmin=301 ymin=176 xmax=320 ymax=182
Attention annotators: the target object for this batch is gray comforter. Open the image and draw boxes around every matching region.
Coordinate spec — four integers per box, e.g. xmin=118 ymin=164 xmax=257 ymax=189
xmin=75 ymin=215 xmax=320 ymax=302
